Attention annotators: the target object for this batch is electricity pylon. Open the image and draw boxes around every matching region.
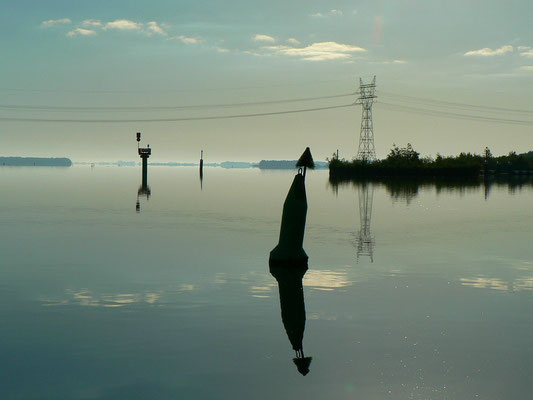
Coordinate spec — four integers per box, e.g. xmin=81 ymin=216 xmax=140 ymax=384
xmin=356 ymin=76 xmax=377 ymax=161
xmin=356 ymin=183 xmax=375 ymax=262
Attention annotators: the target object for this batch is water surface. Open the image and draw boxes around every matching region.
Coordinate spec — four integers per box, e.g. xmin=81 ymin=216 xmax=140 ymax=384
xmin=1 ymin=166 xmax=532 ymax=399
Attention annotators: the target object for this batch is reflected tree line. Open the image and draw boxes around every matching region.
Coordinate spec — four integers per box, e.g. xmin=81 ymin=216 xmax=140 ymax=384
xmin=329 ymin=175 xmax=533 ymax=203
xmin=329 ymin=175 xmax=533 ymax=264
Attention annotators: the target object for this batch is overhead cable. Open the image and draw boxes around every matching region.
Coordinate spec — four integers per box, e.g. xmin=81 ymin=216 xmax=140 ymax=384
xmin=0 ymin=93 xmax=355 ymax=112
xmin=380 ymin=91 xmax=533 ymax=115
xmin=379 ymin=102 xmax=533 ymax=126
xmin=0 ymin=103 xmax=355 ymax=123
xmin=0 ymin=78 xmax=349 ymax=94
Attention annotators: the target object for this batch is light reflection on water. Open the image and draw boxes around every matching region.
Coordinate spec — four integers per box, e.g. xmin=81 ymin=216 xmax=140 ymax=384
xmin=460 ymin=276 xmax=533 ymax=292
xmin=1 ymin=166 xmax=533 ymax=399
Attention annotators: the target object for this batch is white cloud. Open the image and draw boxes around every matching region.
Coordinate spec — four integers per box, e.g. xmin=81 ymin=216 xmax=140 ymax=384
xmin=253 ymin=34 xmax=275 ymax=43
xmin=215 ymin=47 xmax=229 ymax=53
xmin=43 ymin=18 xmax=171 ymax=38
xmin=520 ymin=49 xmax=533 ymax=58
xmin=372 ymin=59 xmax=408 ymax=65
xmin=41 ymin=18 xmax=71 ymax=27
xmin=67 ymin=28 xmax=97 ymax=37
xmin=520 ymin=66 xmax=533 ymax=71
xmin=147 ymin=21 xmax=166 ymax=35
xmin=263 ymin=41 xmax=366 ymax=61
xmin=464 ymin=45 xmax=513 ymax=56
xmin=104 ymin=19 xmax=143 ymax=31
xmin=175 ymin=35 xmax=200 ymax=44
xmin=518 ymin=46 xmax=531 ymax=51
xmin=287 ymin=38 xmax=300 ymax=45
xmin=82 ymin=19 xmax=102 ymax=27
xmin=309 ymin=10 xmax=344 ymax=18
xmin=243 ymin=50 xmax=261 ymax=56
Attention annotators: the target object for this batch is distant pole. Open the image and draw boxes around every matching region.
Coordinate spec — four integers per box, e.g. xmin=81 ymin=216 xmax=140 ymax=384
xmin=356 ymin=76 xmax=377 ymax=161
xmin=200 ymin=150 xmax=204 ymax=173
xmin=136 ymin=132 xmax=151 ymax=187
xmin=141 ymin=155 xmax=148 ymax=186
xmin=336 ymin=149 xmax=339 ymax=160
xmin=199 ymin=150 xmax=204 ymax=190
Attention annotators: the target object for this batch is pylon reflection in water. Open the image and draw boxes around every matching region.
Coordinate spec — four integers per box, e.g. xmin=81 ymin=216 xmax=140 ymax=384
xmin=356 ymin=183 xmax=375 ymax=262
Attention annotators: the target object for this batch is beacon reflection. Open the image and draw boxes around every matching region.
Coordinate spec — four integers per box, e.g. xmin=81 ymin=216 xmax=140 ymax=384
xmin=136 ymin=184 xmax=151 ymax=213
xmin=269 ymin=168 xmax=312 ymax=376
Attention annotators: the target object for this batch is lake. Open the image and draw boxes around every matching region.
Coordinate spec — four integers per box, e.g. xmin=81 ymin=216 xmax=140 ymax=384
xmin=1 ymin=165 xmax=532 ymax=399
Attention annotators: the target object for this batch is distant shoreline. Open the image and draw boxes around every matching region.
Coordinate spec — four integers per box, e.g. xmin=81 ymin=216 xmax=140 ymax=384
xmin=73 ymin=159 xmax=329 ymax=170
xmin=0 ymin=157 xmax=72 ymax=167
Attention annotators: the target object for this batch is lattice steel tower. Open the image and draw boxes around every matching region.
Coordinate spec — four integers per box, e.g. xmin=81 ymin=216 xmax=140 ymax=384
xmin=356 ymin=183 xmax=375 ymax=262
xmin=356 ymin=76 xmax=377 ymax=161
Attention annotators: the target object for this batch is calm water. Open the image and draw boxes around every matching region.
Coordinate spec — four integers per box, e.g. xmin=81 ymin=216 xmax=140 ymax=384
xmin=1 ymin=166 xmax=532 ymax=399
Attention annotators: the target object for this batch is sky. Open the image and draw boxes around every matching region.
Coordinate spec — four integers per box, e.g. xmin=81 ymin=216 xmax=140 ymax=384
xmin=1 ymin=0 xmax=533 ymax=162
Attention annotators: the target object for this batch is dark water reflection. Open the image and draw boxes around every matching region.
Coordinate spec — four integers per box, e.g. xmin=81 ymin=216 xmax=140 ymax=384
xmin=271 ymin=265 xmax=311 ymax=376
xmin=329 ymin=175 xmax=533 ymax=203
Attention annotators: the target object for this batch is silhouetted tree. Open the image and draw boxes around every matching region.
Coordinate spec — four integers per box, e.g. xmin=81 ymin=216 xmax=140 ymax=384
xmin=484 ymin=147 xmax=493 ymax=160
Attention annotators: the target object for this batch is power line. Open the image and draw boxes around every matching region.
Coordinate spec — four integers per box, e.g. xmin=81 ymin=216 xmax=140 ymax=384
xmin=0 ymin=103 xmax=355 ymax=123
xmin=2 ymin=84 xmax=531 ymax=127
xmin=0 ymin=78 xmax=349 ymax=94
xmin=0 ymin=93 xmax=355 ymax=112
xmin=379 ymin=102 xmax=533 ymax=126
xmin=380 ymin=91 xmax=533 ymax=115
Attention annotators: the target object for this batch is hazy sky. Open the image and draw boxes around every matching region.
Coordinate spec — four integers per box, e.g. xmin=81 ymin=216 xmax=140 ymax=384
xmin=1 ymin=0 xmax=533 ymax=162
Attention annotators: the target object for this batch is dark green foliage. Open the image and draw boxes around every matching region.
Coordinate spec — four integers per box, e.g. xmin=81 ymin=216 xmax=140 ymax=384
xmin=329 ymin=144 xmax=533 ymax=179
xmin=296 ymin=147 xmax=315 ymax=169
xmin=387 ymin=143 xmax=421 ymax=165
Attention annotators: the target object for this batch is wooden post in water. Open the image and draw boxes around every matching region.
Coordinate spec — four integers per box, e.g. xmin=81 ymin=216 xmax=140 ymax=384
xmin=200 ymin=150 xmax=204 ymax=175
xmin=199 ymin=150 xmax=204 ymax=190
